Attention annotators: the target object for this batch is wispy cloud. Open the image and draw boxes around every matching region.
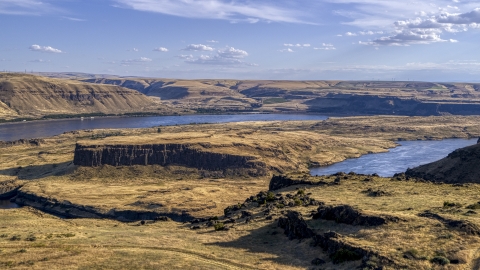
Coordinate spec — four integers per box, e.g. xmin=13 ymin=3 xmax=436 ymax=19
xmin=207 ymin=40 xmax=219 ymax=43
xmin=0 ymin=0 xmax=61 ymax=15
xmin=113 ymin=0 xmax=310 ymax=24
xmin=182 ymin=46 xmax=252 ymax=66
xmin=62 ymin=16 xmax=85 ymax=22
xmin=153 ymin=47 xmax=168 ymax=52
xmin=314 ymin=43 xmax=337 ymax=50
xmin=217 ymin=47 xmax=248 ymax=58
xmin=121 ymin=57 xmax=152 ymax=65
xmin=29 ymin=44 xmax=63 ymax=53
xmin=284 ymin=43 xmax=311 ymax=47
xmin=279 ymin=48 xmax=295 ymax=53
xmin=182 ymin=44 xmax=214 ymax=51
xmin=29 ymin=59 xmax=50 ymax=63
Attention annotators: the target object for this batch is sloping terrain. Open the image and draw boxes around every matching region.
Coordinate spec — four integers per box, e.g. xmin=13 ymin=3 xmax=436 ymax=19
xmin=83 ymin=78 xmax=261 ymax=111
xmin=2 ymin=116 xmax=480 ymax=268
xmin=406 ymin=141 xmax=480 ymax=183
xmin=82 ymin=76 xmax=480 ymax=115
xmin=0 ymin=73 xmax=160 ymax=119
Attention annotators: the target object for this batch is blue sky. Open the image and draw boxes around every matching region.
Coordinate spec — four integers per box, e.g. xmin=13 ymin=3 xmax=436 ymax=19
xmin=1 ymin=0 xmax=480 ymax=81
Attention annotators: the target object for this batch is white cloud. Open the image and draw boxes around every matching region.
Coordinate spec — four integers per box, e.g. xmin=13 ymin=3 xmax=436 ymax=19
xmin=182 ymin=44 xmax=214 ymax=51
xmin=356 ymin=7 xmax=480 ymax=46
xmin=359 ymin=29 xmax=447 ymax=46
xmin=62 ymin=16 xmax=85 ymax=22
xmin=0 ymin=0 xmax=61 ymax=15
xmin=29 ymin=59 xmax=50 ymax=63
xmin=185 ymin=55 xmax=245 ymax=65
xmin=206 ymin=40 xmax=219 ymax=43
xmin=121 ymin=57 xmax=152 ymax=64
xmin=181 ymin=46 xmax=251 ymax=66
xmin=279 ymin=48 xmax=294 ymax=52
xmin=153 ymin=47 xmax=168 ymax=52
xmin=314 ymin=43 xmax=337 ymax=50
xmin=176 ymin=54 xmax=194 ymax=59
xmin=113 ymin=0 xmax=310 ymax=24
xmin=29 ymin=44 xmax=63 ymax=53
xmin=284 ymin=43 xmax=310 ymax=48
xmin=217 ymin=47 xmax=248 ymax=58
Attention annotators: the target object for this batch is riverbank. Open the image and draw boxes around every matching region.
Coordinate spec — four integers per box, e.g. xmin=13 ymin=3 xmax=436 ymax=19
xmin=3 ymin=116 xmax=480 ymax=268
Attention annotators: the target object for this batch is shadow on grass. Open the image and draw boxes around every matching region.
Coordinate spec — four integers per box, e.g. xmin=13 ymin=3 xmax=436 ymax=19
xmin=204 ymin=218 xmax=366 ymax=268
xmin=0 ymin=161 xmax=75 ymax=180
xmin=205 ymin=221 xmax=321 ymax=268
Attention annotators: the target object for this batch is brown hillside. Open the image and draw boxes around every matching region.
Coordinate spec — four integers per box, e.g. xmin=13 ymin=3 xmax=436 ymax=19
xmin=405 ymin=141 xmax=480 ymax=183
xmin=0 ymin=73 xmax=159 ymax=119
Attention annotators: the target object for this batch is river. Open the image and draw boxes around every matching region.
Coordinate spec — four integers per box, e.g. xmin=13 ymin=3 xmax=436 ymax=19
xmin=0 ymin=114 xmax=328 ymax=141
xmin=310 ymin=138 xmax=478 ymax=177
xmin=1 ymin=113 xmax=477 ymax=179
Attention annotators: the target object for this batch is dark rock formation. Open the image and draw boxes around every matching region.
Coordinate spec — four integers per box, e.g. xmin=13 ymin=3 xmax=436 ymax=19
xmin=15 ymin=189 xmax=193 ymax=222
xmin=0 ymin=139 xmax=45 ymax=148
xmin=277 ymin=210 xmax=397 ymax=267
xmin=313 ymin=205 xmax=400 ymax=226
xmin=306 ymin=94 xmax=480 ymax=116
xmin=73 ymin=143 xmax=267 ymax=176
xmin=277 ymin=211 xmax=315 ymax=240
xmin=0 ymin=180 xmax=22 ymax=199
xmin=418 ymin=211 xmax=480 ymax=235
xmin=269 ymin=175 xmax=317 ymax=191
xmin=405 ymin=143 xmax=480 ymax=184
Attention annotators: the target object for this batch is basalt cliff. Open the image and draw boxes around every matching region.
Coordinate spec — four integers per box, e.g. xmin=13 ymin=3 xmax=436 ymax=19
xmin=73 ymin=143 xmax=268 ymax=176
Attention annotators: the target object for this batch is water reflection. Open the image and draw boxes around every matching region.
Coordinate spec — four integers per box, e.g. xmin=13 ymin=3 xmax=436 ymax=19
xmin=310 ymin=139 xmax=477 ymax=177
xmin=0 ymin=114 xmax=328 ymax=141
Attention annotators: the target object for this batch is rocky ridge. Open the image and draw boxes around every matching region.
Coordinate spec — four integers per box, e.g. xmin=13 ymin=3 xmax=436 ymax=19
xmin=73 ymin=143 xmax=268 ymax=176
xmin=405 ymin=141 xmax=480 ymax=183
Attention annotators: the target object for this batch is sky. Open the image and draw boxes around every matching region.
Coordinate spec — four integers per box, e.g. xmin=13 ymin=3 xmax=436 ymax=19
xmin=1 ymin=0 xmax=480 ymax=81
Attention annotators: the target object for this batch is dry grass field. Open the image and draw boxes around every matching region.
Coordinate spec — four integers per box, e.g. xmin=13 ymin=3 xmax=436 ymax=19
xmin=2 ymin=116 xmax=480 ymax=269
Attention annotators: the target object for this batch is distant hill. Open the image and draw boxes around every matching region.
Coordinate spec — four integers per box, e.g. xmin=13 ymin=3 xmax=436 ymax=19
xmin=0 ymin=73 xmax=160 ymax=120
xmin=82 ymin=78 xmax=261 ymax=111
xmin=405 ymin=141 xmax=480 ymax=183
xmin=83 ymin=76 xmax=480 ymax=116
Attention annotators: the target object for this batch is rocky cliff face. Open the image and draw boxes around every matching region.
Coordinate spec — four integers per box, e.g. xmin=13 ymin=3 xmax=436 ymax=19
xmin=73 ymin=143 xmax=268 ymax=175
xmin=306 ymin=94 xmax=480 ymax=116
xmin=0 ymin=73 xmax=158 ymax=119
xmin=405 ymin=142 xmax=480 ymax=183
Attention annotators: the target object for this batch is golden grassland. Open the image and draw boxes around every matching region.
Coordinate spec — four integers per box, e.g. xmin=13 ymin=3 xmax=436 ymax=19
xmin=2 ymin=116 xmax=480 ymax=268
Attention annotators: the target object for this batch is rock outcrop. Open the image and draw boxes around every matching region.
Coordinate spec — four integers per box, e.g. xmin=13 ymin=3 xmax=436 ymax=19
xmin=278 ymin=211 xmax=315 ymax=240
xmin=0 ymin=180 xmax=22 ymax=200
xmin=277 ymin=210 xmax=397 ymax=267
xmin=313 ymin=205 xmax=401 ymax=226
xmin=15 ymin=189 xmax=193 ymax=222
xmin=73 ymin=143 xmax=268 ymax=175
xmin=405 ymin=142 xmax=480 ymax=183
xmin=269 ymin=175 xmax=317 ymax=191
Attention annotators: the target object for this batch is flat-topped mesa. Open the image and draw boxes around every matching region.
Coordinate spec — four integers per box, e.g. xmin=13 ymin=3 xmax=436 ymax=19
xmin=73 ymin=143 xmax=267 ymax=174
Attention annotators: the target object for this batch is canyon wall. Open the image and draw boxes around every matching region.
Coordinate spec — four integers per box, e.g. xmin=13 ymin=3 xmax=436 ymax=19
xmin=73 ymin=143 xmax=267 ymax=175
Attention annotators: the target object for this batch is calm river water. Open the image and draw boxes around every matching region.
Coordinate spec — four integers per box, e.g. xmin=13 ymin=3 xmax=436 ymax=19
xmin=0 ymin=114 xmax=328 ymax=141
xmin=1 ymin=113 xmax=476 ymax=179
xmin=310 ymin=138 xmax=478 ymax=177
